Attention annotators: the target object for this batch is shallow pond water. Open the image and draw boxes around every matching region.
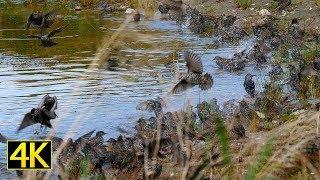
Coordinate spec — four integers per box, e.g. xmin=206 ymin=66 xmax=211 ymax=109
xmin=0 ymin=4 xmax=270 ymax=170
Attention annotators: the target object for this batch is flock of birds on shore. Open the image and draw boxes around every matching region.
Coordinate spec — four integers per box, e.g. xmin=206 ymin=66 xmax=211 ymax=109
xmin=5 ymin=0 xmax=320 ymax=139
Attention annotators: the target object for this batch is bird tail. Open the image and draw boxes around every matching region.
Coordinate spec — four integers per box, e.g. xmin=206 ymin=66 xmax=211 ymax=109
xmin=199 ymin=73 xmax=213 ymax=90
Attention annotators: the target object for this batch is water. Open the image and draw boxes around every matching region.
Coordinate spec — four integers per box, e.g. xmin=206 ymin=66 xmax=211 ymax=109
xmin=0 ymin=5 xmax=269 ymax=173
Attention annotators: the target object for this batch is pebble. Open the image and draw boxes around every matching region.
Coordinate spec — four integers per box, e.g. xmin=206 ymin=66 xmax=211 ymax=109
xmin=74 ymin=5 xmax=82 ymax=11
xmin=259 ymin=9 xmax=271 ymax=16
xmin=125 ymin=8 xmax=135 ymax=14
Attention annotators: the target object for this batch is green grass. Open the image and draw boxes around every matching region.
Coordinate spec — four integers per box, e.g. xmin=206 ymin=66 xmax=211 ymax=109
xmin=213 ymin=112 xmax=233 ymax=179
xmin=245 ymin=137 xmax=274 ymax=180
xmin=235 ymin=0 xmax=252 ymax=9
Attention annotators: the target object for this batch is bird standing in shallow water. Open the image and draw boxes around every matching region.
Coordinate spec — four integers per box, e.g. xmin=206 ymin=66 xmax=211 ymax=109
xmin=244 ymin=73 xmax=255 ymax=98
xmin=18 ymin=95 xmax=57 ymax=132
xmin=171 ymin=51 xmax=213 ymax=93
xmin=27 ymin=25 xmax=67 ymax=47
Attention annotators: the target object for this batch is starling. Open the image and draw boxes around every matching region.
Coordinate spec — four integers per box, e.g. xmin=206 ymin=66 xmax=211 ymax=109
xmin=133 ymin=10 xmax=141 ymax=22
xmin=269 ymin=64 xmax=283 ymax=79
xmin=250 ymin=44 xmax=267 ymax=64
xmin=88 ymin=131 xmax=106 ymax=147
xmin=158 ymin=4 xmax=170 ymax=14
xmin=189 ymin=9 xmax=206 ymax=34
xmin=136 ymin=97 xmax=166 ymax=117
xmin=288 ymin=18 xmax=304 ymax=39
xmin=215 ymin=51 xmax=246 ymax=71
xmin=74 ymin=130 xmax=95 ymax=150
xmin=172 ymin=51 xmax=213 ymax=93
xmin=232 ymin=124 xmax=246 ymax=138
xmin=274 ymin=0 xmax=291 ymax=11
xmin=17 ymin=95 xmax=57 ymax=132
xmin=239 ymin=100 xmax=254 ymax=119
xmin=244 ymin=73 xmax=255 ymax=98
xmin=27 ymin=25 xmax=67 ymax=47
xmin=26 ymin=11 xmax=57 ymax=33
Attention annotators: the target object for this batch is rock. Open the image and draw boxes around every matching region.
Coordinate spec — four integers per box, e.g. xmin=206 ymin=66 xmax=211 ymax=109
xmin=125 ymin=8 xmax=135 ymax=14
xmin=74 ymin=5 xmax=82 ymax=11
xmin=255 ymin=111 xmax=266 ymax=119
xmin=259 ymin=9 xmax=271 ymax=16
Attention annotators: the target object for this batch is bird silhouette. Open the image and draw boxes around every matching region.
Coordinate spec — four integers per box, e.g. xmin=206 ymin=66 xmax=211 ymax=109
xmin=172 ymin=51 xmax=213 ymax=93
xmin=26 ymin=11 xmax=57 ymax=34
xmin=17 ymin=95 xmax=57 ymax=132
xmin=27 ymin=25 xmax=67 ymax=47
xmin=244 ymin=73 xmax=255 ymax=98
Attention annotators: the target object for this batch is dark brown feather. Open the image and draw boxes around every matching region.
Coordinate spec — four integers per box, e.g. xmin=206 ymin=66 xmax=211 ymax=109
xmin=171 ymin=78 xmax=193 ymax=94
xmin=199 ymin=73 xmax=213 ymax=90
xmin=17 ymin=111 xmax=37 ymax=131
xmin=184 ymin=51 xmax=203 ymax=74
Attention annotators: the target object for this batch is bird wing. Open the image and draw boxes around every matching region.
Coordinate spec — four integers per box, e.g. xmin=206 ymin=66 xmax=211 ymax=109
xmin=171 ymin=79 xmax=193 ymax=94
xmin=25 ymin=13 xmax=34 ymax=29
xmin=48 ymin=25 xmax=67 ymax=37
xmin=44 ymin=10 xmax=57 ymax=21
xmin=38 ymin=94 xmax=50 ymax=108
xmin=17 ymin=112 xmax=37 ymax=131
xmin=52 ymin=96 xmax=58 ymax=110
xmin=74 ymin=130 xmax=95 ymax=144
xmin=184 ymin=51 xmax=203 ymax=74
xmin=41 ymin=108 xmax=57 ymax=119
